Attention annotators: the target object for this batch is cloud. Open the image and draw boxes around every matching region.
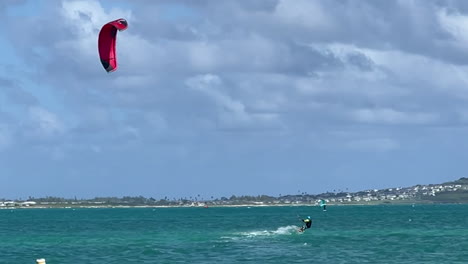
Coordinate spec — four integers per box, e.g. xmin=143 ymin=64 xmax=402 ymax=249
xmin=0 ymin=78 xmax=38 ymax=106
xmin=274 ymin=0 xmax=333 ymax=30
xmin=26 ymin=106 xmax=65 ymax=139
xmin=351 ymin=108 xmax=439 ymax=125
xmin=5 ymin=0 xmax=468 ymax=139
xmin=186 ymin=74 xmax=282 ymax=130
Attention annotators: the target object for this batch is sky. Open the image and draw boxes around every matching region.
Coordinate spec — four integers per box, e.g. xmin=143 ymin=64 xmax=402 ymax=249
xmin=2 ymin=0 xmax=468 ymax=200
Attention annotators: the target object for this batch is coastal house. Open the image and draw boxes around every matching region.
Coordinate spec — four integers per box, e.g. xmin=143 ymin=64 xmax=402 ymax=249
xmin=346 ymin=194 xmax=352 ymax=202
xmin=21 ymin=201 xmax=37 ymax=206
xmin=4 ymin=201 xmax=15 ymax=207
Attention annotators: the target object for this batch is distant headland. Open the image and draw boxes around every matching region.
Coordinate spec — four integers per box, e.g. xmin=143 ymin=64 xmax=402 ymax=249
xmin=2 ymin=177 xmax=468 ymax=209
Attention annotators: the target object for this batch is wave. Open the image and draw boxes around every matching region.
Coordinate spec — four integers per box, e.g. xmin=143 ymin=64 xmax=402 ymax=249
xmin=242 ymin=225 xmax=301 ymax=237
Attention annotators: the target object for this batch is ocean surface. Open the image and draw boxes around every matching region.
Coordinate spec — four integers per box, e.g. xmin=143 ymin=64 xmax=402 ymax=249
xmin=1 ymin=204 xmax=468 ymax=264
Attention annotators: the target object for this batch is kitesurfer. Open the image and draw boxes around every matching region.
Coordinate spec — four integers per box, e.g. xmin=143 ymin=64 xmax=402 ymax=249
xmin=320 ymin=199 xmax=327 ymax=211
xmin=299 ymin=216 xmax=312 ymax=232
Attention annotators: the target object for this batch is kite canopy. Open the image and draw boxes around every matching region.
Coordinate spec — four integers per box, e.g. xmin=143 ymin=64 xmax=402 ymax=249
xmin=98 ymin=18 xmax=128 ymax=73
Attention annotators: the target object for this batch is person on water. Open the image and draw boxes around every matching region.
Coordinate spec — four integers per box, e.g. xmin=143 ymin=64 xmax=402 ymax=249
xmin=299 ymin=216 xmax=312 ymax=231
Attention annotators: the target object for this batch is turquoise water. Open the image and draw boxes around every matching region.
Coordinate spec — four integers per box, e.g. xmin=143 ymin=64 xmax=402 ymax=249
xmin=1 ymin=204 xmax=468 ymax=263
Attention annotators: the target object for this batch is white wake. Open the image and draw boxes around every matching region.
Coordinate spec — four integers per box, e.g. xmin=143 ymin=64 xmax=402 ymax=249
xmin=242 ymin=225 xmax=301 ymax=237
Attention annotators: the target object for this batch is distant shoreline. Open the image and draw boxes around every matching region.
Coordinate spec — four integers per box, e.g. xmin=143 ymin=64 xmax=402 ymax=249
xmin=3 ymin=177 xmax=468 ymax=209
xmin=1 ymin=201 xmax=461 ymax=210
